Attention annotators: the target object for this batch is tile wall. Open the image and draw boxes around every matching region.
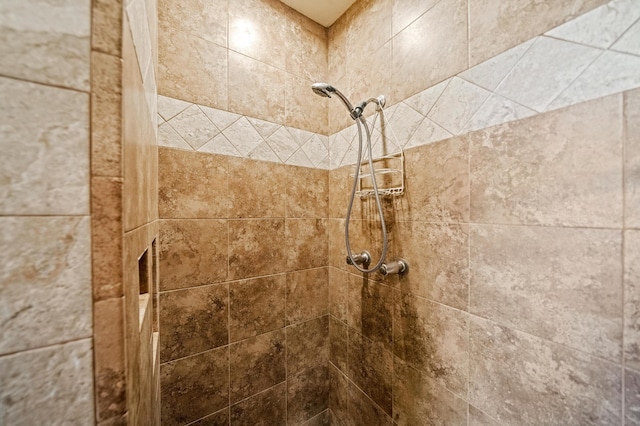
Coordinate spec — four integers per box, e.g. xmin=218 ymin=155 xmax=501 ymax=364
xmin=158 ymin=148 xmax=331 ymax=425
xmin=0 ymin=0 xmax=94 ymax=423
xmin=155 ymin=0 xmax=640 ymax=425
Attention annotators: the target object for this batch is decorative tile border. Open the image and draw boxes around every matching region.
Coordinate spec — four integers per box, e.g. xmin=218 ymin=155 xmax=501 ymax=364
xmin=331 ymin=0 xmax=640 ymax=169
xmin=157 ymin=96 xmax=330 ymax=169
xmin=159 ymin=0 xmax=640 ymax=171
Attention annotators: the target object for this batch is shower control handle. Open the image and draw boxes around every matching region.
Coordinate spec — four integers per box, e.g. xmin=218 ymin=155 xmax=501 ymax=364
xmin=380 ymin=259 xmax=408 ymax=276
xmin=346 ymin=251 xmax=371 ymax=266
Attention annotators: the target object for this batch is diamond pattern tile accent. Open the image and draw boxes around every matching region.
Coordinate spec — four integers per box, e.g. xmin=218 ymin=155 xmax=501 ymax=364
xmin=167 ymin=104 xmax=218 ymax=150
xmin=157 ymin=0 xmax=640 ymax=171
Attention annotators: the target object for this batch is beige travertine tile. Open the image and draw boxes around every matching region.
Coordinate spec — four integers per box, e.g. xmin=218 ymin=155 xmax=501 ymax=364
xmin=626 ymin=368 xmax=640 ymax=425
xmin=302 ymin=410 xmax=331 ymax=426
xmin=286 ymin=219 xmax=328 ymax=271
xmin=329 ymin=315 xmax=348 ymax=373
xmin=469 ymin=316 xmax=622 ymax=425
xmin=228 ymin=219 xmax=286 ymax=280
xmin=285 ymin=73 xmax=329 ymax=134
xmin=329 ymin=364 xmax=350 ymax=424
xmin=189 ymin=408 xmax=229 ymax=426
xmin=393 ymin=357 xmax=468 ymax=426
xmin=285 ymin=13 xmax=328 ymax=83
xmin=229 ymin=329 xmax=286 ymax=403
xmin=94 ymin=298 xmax=126 ymax=421
xmin=394 ymin=222 xmax=469 ymax=310
xmin=471 ymin=224 xmax=623 ymax=361
xmin=92 ymin=177 xmax=124 ymax=301
xmin=160 ymin=346 xmax=229 ymax=426
xmin=228 ymin=51 xmax=286 ymax=124
xmin=229 ymin=274 xmax=286 ymax=342
xmin=402 ymin=136 xmax=469 ymax=223
xmin=0 ymin=339 xmax=94 ymax=424
xmin=92 ymin=0 xmax=123 ymax=55
xmin=228 ymin=0 xmax=288 ymax=70
xmin=392 ymin=0 xmax=441 ymax=36
xmin=158 ymin=0 xmax=227 ymax=47
xmin=123 ymin=18 xmax=159 ymax=231
xmin=329 ymin=267 xmax=349 ymax=322
xmin=394 ymin=292 xmax=469 ymax=396
xmin=287 ymin=316 xmax=329 ymax=376
xmin=228 ymin=157 xmax=287 ymax=218
xmin=470 ymin=95 xmax=623 ymax=227
xmin=341 ymin=0 xmax=392 ymax=71
xmin=0 ymin=0 xmax=90 ymax=90
xmin=0 ymin=77 xmax=89 ymax=215
xmin=392 ymin=0 xmax=467 ymax=103
xmin=626 ymin=88 xmax=640 ymax=228
xmin=348 ymin=330 xmax=393 ymax=415
xmin=346 ymin=362 xmax=394 ymax=423
xmin=160 ymin=283 xmax=229 ymax=362
xmin=0 ymin=217 xmax=92 ymax=355
xmin=625 ymin=230 xmax=640 ymax=370
xmin=91 ymin=52 xmax=123 ymax=177
xmin=286 ymin=268 xmax=329 ymax=324
xmin=468 ymin=406 xmax=502 ymax=426
xmin=158 ymin=148 xmax=230 ymax=219
xmin=288 ymin=365 xmax=330 ymax=424
xmin=286 ymin=165 xmax=329 ymax=218
xmin=158 ymin=219 xmax=228 ymax=291
xmin=158 ymin=25 xmax=228 ymax=110
xmin=348 ymin=276 xmax=393 ymax=351
xmin=468 ymin=0 xmax=608 ymax=66
xmin=230 ymin=383 xmax=286 ymax=426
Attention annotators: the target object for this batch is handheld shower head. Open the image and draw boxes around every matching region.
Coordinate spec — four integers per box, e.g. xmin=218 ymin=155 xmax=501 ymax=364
xmin=311 ymin=82 xmax=336 ymax=98
xmin=311 ymin=82 xmax=361 ymax=119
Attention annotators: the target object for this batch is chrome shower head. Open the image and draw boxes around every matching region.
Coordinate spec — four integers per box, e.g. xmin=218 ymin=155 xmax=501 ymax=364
xmin=311 ymin=82 xmax=362 ymax=119
xmin=311 ymin=82 xmax=336 ymax=98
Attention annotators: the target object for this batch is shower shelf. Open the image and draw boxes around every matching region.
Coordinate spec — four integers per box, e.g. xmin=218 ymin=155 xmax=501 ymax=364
xmin=351 ymin=150 xmax=404 ymax=198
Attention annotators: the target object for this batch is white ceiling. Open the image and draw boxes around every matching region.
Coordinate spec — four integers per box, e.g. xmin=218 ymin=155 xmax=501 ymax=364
xmin=279 ymin=0 xmax=357 ymax=27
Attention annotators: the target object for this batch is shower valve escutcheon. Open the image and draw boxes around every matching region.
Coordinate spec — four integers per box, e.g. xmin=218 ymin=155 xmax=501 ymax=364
xmin=346 ymin=251 xmax=371 ymax=266
xmin=380 ymin=258 xmax=409 ymax=276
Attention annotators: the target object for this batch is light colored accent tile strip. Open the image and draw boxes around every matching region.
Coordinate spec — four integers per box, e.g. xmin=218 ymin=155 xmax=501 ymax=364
xmin=157 ymin=0 xmax=640 ymax=171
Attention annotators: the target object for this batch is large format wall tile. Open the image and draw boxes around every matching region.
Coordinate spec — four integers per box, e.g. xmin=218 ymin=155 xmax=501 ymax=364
xmin=229 ymin=275 xmax=286 ymax=342
xmin=158 ymin=25 xmax=228 ymax=110
xmin=286 ymin=219 xmax=328 ymax=271
xmin=471 ymin=224 xmax=623 ymax=361
xmin=401 ymin=136 xmax=469 ymax=223
xmin=286 ymin=166 xmax=329 ymax=218
xmin=287 ymin=316 xmax=329 ymax=376
xmin=470 ymin=95 xmax=623 ymax=227
xmin=229 ymin=329 xmax=286 ymax=403
xmin=392 ymin=0 xmax=468 ymax=102
xmin=348 ymin=276 xmax=393 ymax=351
xmin=347 ymin=330 xmax=393 ymax=415
xmin=228 ymin=219 xmax=286 ymax=280
xmin=158 ymin=0 xmax=227 ymax=47
xmin=468 ymin=0 xmax=607 ymax=66
xmin=626 ymin=368 xmax=640 ymax=425
xmin=0 ymin=78 xmax=89 ymax=215
xmin=0 ymin=339 xmax=94 ymax=424
xmin=288 ymin=365 xmax=330 ymax=425
xmin=160 ymin=283 xmax=229 ymax=362
xmin=394 ymin=221 xmax=469 ymax=310
xmin=470 ymin=316 xmax=622 ymax=425
xmin=159 ymin=219 xmax=228 ymax=291
xmin=0 ymin=0 xmax=90 ymax=90
xmin=625 ymin=230 xmax=640 ymax=370
xmin=158 ymin=148 xmax=230 ymax=219
xmin=228 ymin=157 xmax=287 ymax=218
xmin=393 ymin=358 xmax=468 ymax=426
xmin=230 ymin=383 xmax=286 ymax=426
xmin=286 ymin=268 xmax=329 ymax=324
xmin=626 ymin=88 xmax=640 ymax=228
xmin=394 ymin=292 xmax=469 ymax=396
xmin=0 ymin=217 xmax=92 ymax=355
xmin=160 ymin=347 xmax=229 ymax=426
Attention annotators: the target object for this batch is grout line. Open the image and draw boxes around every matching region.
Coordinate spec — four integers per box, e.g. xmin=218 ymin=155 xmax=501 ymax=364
xmin=0 ymin=73 xmax=91 ymax=94
xmin=0 ymin=336 xmax=93 ymax=359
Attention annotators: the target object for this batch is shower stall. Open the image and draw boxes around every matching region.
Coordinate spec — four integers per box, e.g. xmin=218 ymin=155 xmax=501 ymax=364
xmin=1 ymin=0 xmax=639 ymax=424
